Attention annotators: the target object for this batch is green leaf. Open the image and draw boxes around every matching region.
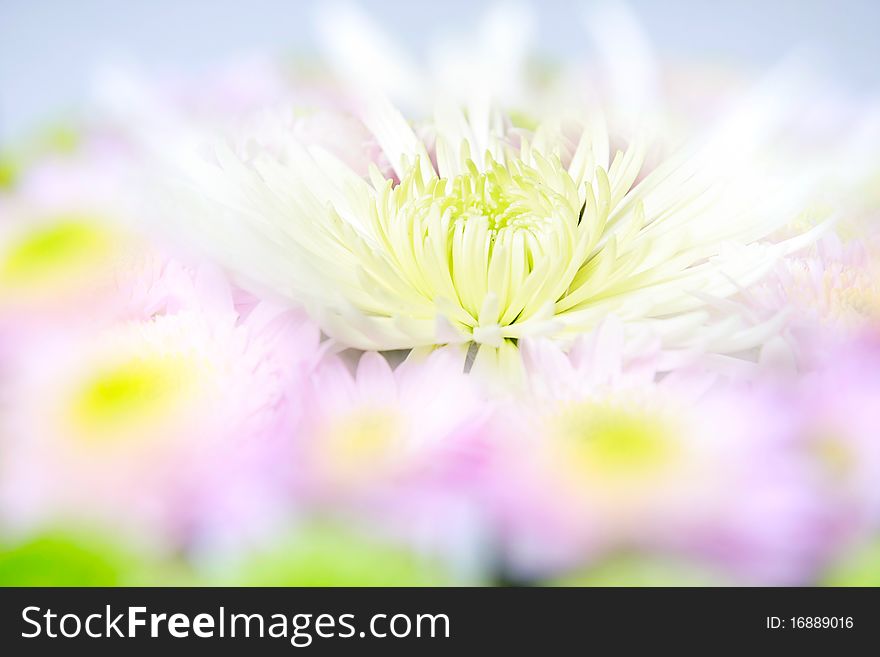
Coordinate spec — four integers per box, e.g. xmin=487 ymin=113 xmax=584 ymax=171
xmin=222 ymin=526 xmax=459 ymax=587
xmin=549 ymin=554 xmax=732 ymax=587
xmin=0 ymin=533 xmax=135 ymax=586
xmin=821 ymin=539 xmax=880 ymax=586
xmin=0 ymin=530 xmax=198 ymax=586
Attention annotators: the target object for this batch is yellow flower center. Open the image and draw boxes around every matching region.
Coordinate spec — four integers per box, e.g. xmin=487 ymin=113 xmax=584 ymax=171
xmin=370 ymin=153 xmax=586 ymax=329
xmin=403 ymin=158 xmax=576 ymax=244
xmin=809 ymin=432 xmax=856 ymax=481
xmin=553 ymin=403 xmax=678 ymax=483
xmin=830 ymin=268 xmax=880 ymax=321
xmin=69 ymin=355 xmax=197 ymax=444
xmin=318 ymin=409 xmax=403 ymax=480
xmin=0 ymin=217 xmax=116 ymax=295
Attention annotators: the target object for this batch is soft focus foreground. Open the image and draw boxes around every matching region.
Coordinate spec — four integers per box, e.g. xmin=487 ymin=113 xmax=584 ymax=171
xmin=2 ymin=3 xmax=880 ymax=586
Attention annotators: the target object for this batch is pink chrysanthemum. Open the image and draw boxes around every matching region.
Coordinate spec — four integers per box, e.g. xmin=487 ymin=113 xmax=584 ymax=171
xmin=794 ymin=331 xmax=880 ymax=536
xmin=0 ymin=265 xmax=321 ymax=553
xmin=0 ymin=142 xmax=208 ymax=336
xmin=282 ymin=349 xmax=494 ymax=566
xmin=480 ymin=321 xmax=838 ymax=584
xmin=745 ymin=232 xmax=880 ymax=364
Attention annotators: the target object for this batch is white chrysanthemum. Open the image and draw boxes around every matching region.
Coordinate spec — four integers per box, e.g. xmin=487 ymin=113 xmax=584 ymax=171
xmin=176 ymin=95 xmax=820 ymax=374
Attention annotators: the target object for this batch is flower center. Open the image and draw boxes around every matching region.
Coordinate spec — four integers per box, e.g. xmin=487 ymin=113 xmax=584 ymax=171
xmin=407 ymin=159 xmax=572 ymax=241
xmin=443 ymin=172 xmax=547 ymax=234
xmin=371 ymin=154 xmax=586 ymax=331
xmin=553 ymin=403 xmax=677 ymax=480
xmin=70 ymin=355 xmax=197 ymax=442
xmin=1 ymin=218 xmax=114 ymax=286
xmin=317 ymin=408 xmax=403 ymax=481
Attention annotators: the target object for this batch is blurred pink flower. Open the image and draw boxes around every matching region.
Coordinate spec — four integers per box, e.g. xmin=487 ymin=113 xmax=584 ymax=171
xmin=793 ymin=331 xmax=880 ymax=536
xmin=480 ymin=322 xmax=838 ymax=584
xmin=0 ymin=263 xmax=322 ymax=553
xmin=0 ymin=139 xmax=184 ymax=334
xmin=745 ymin=232 xmax=880 ymax=366
xmin=282 ymin=348 xmax=494 ymax=567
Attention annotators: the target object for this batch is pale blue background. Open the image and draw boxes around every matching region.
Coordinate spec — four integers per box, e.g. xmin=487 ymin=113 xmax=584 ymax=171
xmin=1 ymin=0 xmax=879 ymax=142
